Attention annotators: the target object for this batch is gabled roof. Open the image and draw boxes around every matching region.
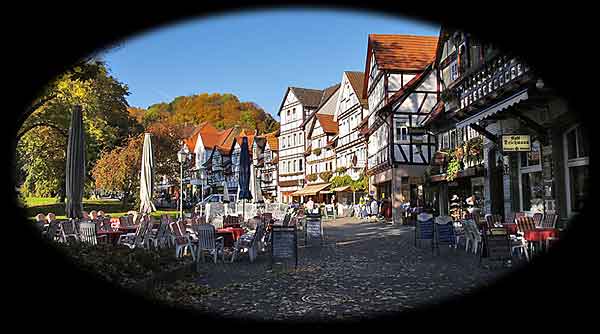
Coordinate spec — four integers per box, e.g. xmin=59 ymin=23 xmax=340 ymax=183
xmin=264 ymin=132 xmax=279 ymax=151
xmin=319 ymin=83 xmax=341 ymax=107
xmin=278 ymin=86 xmax=324 ymax=116
xmin=183 ymin=122 xmax=217 ymax=152
xmin=369 ymin=34 xmax=438 ymax=71
xmin=344 ymin=71 xmax=368 ymax=108
xmin=316 ymin=114 xmax=339 ymax=135
xmin=290 ymin=87 xmax=324 ymax=108
xmin=363 ymin=34 xmax=438 ymax=98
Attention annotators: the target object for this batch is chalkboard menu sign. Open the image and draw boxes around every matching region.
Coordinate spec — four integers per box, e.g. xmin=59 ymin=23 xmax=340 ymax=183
xmin=305 ymin=213 xmax=323 ymax=246
xmin=482 ymin=228 xmax=511 ymax=263
xmin=271 ymin=226 xmax=298 ymax=268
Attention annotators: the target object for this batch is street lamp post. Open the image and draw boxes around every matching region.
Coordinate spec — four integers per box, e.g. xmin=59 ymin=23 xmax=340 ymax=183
xmin=177 ymin=147 xmax=188 ymax=220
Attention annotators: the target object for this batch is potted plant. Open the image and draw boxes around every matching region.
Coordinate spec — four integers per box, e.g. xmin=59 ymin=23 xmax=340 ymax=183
xmin=313 ymin=148 xmax=322 ymax=156
xmin=307 ymin=173 xmax=318 ymax=182
xmin=336 ymin=166 xmax=347 ymax=174
xmin=446 ymin=151 xmax=460 ymax=181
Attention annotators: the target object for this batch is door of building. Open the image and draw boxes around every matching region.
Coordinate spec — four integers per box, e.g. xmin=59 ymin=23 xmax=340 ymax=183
xmin=489 ymin=148 xmax=505 ymax=216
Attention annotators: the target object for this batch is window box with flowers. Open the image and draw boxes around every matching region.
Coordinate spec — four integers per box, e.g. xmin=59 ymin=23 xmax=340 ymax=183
xmin=307 ymin=173 xmax=318 ymax=182
xmin=319 ymin=171 xmax=333 ymax=183
xmin=312 ymin=148 xmax=322 ymax=156
xmin=464 ymin=137 xmax=483 ymax=165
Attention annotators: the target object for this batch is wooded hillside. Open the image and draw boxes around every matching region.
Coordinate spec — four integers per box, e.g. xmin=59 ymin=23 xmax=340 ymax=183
xmin=130 ymin=93 xmax=279 ymax=134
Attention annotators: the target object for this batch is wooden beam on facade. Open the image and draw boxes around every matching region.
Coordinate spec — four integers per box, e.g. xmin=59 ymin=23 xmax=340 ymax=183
xmin=507 ymin=108 xmax=549 ymax=145
xmin=469 ymin=123 xmax=501 ymax=146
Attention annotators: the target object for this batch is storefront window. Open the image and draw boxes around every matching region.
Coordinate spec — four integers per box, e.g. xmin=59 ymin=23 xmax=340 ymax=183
xmin=569 ymin=165 xmax=588 ymax=212
xmin=521 ymin=172 xmax=544 ymax=211
xmin=565 ymin=125 xmax=589 ymax=215
xmin=520 ymin=140 xmax=541 ymax=167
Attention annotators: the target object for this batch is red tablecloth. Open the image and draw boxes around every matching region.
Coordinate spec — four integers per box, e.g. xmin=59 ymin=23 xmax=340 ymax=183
xmin=97 ymin=230 xmax=125 ymax=245
xmin=524 ymin=228 xmax=558 ymax=242
xmin=216 ymin=227 xmax=245 ymax=248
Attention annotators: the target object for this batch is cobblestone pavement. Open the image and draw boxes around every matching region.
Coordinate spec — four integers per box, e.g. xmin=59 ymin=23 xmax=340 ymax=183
xmin=188 ymin=217 xmax=520 ymax=321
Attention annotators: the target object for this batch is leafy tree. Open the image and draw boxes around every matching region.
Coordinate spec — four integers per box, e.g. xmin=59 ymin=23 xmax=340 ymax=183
xmin=16 ymin=61 xmax=135 ymax=199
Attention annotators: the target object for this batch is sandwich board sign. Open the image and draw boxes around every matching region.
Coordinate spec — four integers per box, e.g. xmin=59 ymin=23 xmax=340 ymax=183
xmin=271 ymin=225 xmax=298 ymax=269
xmin=304 ymin=212 xmax=323 ymax=247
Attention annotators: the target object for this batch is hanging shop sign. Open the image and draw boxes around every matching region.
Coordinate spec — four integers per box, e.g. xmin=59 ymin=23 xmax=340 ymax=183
xmin=501 ymin=135 xmax=531 ymax=152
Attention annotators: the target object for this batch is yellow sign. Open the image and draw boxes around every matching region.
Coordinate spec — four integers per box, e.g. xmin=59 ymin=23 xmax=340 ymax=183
xmin=502 ymin=135 xmax=531 ymax=152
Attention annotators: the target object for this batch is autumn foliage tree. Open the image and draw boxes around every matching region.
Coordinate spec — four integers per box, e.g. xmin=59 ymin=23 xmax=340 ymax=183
xmin=91 ymin=121 xmax=183 ymax=207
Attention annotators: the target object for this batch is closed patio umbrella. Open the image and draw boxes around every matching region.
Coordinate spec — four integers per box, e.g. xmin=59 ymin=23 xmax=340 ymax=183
xmin=65 ymin=105 xmax=85 ymax=219
xmin=139 ymin=133 xmax=156 ymax=214
xmin=238 ymin=137 xmax=252 ymax=221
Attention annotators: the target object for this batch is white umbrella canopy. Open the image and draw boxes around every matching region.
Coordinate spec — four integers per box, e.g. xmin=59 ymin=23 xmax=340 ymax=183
xmin=65 ymin=105 xmax=85 ymax=219
xmin=139 ymin=133 xmax=157 ymax=214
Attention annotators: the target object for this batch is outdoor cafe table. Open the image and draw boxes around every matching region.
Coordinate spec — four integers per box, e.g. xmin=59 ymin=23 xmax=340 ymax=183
xmin=524 ymin=228 xmax=558 ymax=242
xmin=216 ymin=227 xmax=245 ymax=248
xmin=97 ymin=230 xmax=125 ymax=245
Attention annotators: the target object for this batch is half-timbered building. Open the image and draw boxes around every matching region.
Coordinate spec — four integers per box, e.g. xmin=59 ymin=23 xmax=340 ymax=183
xmin=334 ymin=71 xmax=369 ymax=182
xmin=295 ymin=84 xmax=340 ymax=202
xmin=277 ymin=87 xmax=324 ymax=203
xmin=422 ymin=27 xmax=586 ymax=228
xmin=362 ymin=34 xmax=439 ymax=223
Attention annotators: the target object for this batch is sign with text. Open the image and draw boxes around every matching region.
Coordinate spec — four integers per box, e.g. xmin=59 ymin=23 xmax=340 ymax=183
xmin=502 ymin=135 xmax=531 ymax=152
xmin=271 ymin=226 xmax=298 ymax=269
xmin=305 ymin=213 xmax=323 ymax=246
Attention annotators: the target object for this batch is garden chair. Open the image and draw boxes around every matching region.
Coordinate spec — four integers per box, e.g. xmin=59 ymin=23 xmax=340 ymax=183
xmin=533 ymin=212 xmax=543 ymax=228
xmin=169 ymin=221 xmax=196 ymax=260
xmin=462 ymin=220 xmax=482 ymax=254
xmin=43 ymin=221 xmax=61 ymax=242
xmin=540 ymin=213 xmax=558 ymax=229
xmin=434 ymin=216 xmax=457 ymax=252
xmin=513 ymin=216 xmax=537 ymax=260
xmin=414 ymin=212 xmax=434 ymax=250
xmin=147 ymin=216 xmax=171 ymax=249
xmin=231 ymin=221 xmax=265 ymax=263
xmin=118 ymin=215 xmax=151 ymax=249
xmin=192 ymin=224 xmax=223 ymax=267
xmin=60 ymin=219 xmax=80 ymax=243
xmin=484 ymin=214 xmax=504 ymax=229
xmin=78 ymin=222 xmax=107 ymax=245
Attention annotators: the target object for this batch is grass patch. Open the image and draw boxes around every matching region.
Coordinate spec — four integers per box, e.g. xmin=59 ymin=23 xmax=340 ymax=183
xmin=22 ymin=197 xmax=178 ymax=221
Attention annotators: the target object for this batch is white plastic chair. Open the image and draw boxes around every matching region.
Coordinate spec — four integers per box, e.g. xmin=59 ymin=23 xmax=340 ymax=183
xmin=170 ymin=221 xmax=196 ymax=260
xmin=463 ymin=220 xmax=482 ymax=254
xmin=79 ymin=222 xmax=106 ymax=245
xmin=192 ymin=224 xmax=223 ymax=266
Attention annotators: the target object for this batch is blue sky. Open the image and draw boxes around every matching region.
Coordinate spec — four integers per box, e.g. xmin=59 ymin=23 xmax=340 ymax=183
xmin=101 ymin=8 xmax=439 ymax=120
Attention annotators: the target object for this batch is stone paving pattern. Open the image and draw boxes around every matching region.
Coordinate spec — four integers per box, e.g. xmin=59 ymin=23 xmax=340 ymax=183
xmin=188 ymin=217 xmax=520 ymax=321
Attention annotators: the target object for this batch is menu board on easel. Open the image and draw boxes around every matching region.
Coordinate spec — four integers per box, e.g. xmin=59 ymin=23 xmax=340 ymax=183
xmin=304 ymin=213 xmax=323 ymax=247
xmin=271 ymin=226 xmax=298 ymax=269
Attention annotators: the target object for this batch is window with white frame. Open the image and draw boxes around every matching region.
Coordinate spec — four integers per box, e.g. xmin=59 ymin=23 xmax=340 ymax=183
xmin=519 ymin=140 xmax=543 ymax=212
xmin=564 ymin=125 xmax=589 ymax=215
xmin=395 ymin=116 xmax=409 ymax=143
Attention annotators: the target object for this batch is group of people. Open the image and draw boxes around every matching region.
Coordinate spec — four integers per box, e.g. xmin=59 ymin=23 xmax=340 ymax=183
xmin=34 ymin=210 xmax=115 ymax=229
xmin=356 ymin=195 xmax=382 ymax=219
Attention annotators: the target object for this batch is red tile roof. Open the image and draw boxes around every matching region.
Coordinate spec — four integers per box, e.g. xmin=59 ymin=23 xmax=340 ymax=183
xmin=264 ymin=132 xmax=279 ymax=151
xmin=369 ymin=34 xmax=438 ymax=71
xmin=316 ymin=114 xmax=338 ymax=134
xmin=345 ymin=71 xmax=368 ymax=108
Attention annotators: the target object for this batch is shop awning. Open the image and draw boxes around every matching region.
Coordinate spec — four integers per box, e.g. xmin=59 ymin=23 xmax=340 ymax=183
xmin=332 ymin=186 xmax=351 ymax=192
xmin=456 ymin=89 xmax=529 ymax=129
xmin=291 ymin=183 xmax=330 ymax=196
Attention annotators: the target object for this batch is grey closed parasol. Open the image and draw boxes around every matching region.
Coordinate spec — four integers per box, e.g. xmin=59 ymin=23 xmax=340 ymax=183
xmin=65 ymin=105 xmax=85 ymax=219
xmin=139 ymin=133 xmax=157 ymax=214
